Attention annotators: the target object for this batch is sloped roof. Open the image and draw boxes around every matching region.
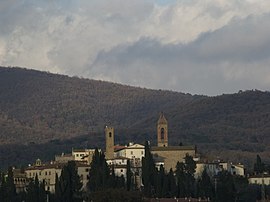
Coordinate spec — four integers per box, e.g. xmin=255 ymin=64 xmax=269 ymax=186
xmin=158 ymin=112 xmax=167 ymax=124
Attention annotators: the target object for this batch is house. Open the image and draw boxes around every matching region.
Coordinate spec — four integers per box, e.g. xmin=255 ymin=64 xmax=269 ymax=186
xmin=248 ymin=174 xmax=270 ymax=185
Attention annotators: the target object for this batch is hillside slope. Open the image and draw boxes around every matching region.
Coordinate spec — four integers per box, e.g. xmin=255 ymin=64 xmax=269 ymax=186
xmin=1 ymin=66 xmax=269 ymax=169
xmin=0 ymin=66 xmax=198 ymax=144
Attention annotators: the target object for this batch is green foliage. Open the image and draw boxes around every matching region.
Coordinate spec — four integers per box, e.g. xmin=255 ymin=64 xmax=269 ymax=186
xmin=126 ymin=160 xmax=132 ymax=191
xmin=55 ymin=161 xmax=82 ymax=202
xmin=175 ymin=155 xmax=196 ymax=198
xmin=142 ymin=141 xmax=156 ymax=197
xmin=214 ymin=171 xmax=236 ymax=202
xmin=196 ymin=169 xmax=214 ymax=199
xmin=87 ymin=148 xmax=125 ymax=196
xmin=254 ymin=154 xmax=266 ymax=174
xmin=26 ymin=174 xmax=46 ymax=202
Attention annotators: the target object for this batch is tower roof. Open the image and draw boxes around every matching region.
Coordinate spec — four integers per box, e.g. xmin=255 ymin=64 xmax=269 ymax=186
xmin=158 ymin=113 xmax=167 ymax=124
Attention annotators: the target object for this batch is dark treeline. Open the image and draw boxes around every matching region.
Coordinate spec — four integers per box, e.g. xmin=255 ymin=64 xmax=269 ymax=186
xmin=1 ymin=144 xmax=270 ymax=201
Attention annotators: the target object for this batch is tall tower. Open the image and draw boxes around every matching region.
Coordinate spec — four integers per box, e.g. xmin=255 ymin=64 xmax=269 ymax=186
xmin=105 ymin=126 xmax=114 ymax=159
xmin=157 ymin=113 xmax=168 ymax=147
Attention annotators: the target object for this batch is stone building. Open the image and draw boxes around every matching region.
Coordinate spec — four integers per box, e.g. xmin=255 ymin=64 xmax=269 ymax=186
xmin=151 ymin=113 xmax=196 ymax=172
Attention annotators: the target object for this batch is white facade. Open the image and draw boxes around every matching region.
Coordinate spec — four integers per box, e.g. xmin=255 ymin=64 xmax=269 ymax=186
xmin=107 ymin=157 xmax=128 ymax=178
xmin=77 ymin=164 xmax=90 ymax=190
xmin=195 ymin=162 xmax=245 ymax=178
xmin=72 ymin=149 xmax=96 ymax=165
xmin=249 ymin=175 xmax=270 ymax=185
xmin=115 ymin=143 xmax=144 ymax=160
xmin=25 ymin=164 xmax=62 ymax=193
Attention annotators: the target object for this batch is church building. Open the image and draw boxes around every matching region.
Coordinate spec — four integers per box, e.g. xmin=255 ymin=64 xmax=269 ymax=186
xmin=151 ymin=113 xmax=196 ymax=172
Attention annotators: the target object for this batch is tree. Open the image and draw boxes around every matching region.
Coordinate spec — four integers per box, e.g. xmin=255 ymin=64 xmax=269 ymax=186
xmin=5 ymin=167 xmax=17 ymax=202
xmin=56 ymin=161 xmax=82 ymax=202
xmin=197 ymin=169 xmax=214 ymax=199
xmin=215 ymin=171 xmax=236 ymax=202
xmin=167 ymin=168 xmax=177 ymax=198
xmin=26 ymin=174 xmax=46 ymax=202
xmin=126 ymin=160 xmax=132 ymax=191
xmin=175 ymin=155 xmax=197 ymax=198
xmin=88 ymin=148 xmax=110 ymax=192
xmin=254 ymin=154 xmax=265 ymax=174
xmin=142 ymin=141 xmax=156 ymax=197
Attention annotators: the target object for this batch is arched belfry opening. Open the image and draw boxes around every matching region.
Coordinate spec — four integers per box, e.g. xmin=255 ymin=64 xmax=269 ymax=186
xmin=157 ymin=112 xmax=168 ymax=147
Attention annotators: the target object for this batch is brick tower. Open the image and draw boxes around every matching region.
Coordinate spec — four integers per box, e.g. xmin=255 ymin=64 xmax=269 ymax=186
xmin=157 ymin=113 xmax=168 ymax=147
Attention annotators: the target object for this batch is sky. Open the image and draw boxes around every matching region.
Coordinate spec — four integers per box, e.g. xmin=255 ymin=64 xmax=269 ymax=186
xmin=1 ymin=0 xmax=270 ymax=95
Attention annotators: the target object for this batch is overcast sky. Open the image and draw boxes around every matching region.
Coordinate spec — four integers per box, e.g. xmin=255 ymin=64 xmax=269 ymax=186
xmin=1 ymin=0 xmax=270 ymax=95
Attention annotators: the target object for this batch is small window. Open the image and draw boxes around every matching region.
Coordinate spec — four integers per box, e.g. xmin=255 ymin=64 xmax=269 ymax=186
xmin=76 ymin=154 xmax=79 ymax=157
xmin=39 ymin=171 xmax=41 ymax=175
xmin=121 ymin=169 xmax=123 ymax=172
xmin=45 ymin=171 xmax=47 ymax=175
xmin=131 ymin=151 xmax=133 ymax=155
xmin=86 ymin=168 xmax=89 ymax=172
xmin=49 ymin=171 xmax=51 ymax=175
xmin=109 ymin=132 xmax=112 ymax=137
xmin=141 ymin=151 xmax=144 ymax=155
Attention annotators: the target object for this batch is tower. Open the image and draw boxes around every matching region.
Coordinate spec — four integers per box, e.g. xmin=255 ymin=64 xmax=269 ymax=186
xmin=105 ymin=126 xmax=114 ymax=159
xmin=157 ymin=113 xmax=168 ymax=147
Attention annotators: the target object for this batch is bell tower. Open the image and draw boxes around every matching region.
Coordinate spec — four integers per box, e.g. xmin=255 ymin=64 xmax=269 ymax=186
xmin=157 ymin=113 xmax=168 ymax=147
xmin=105 ymin=126 xmax=114 ymax=159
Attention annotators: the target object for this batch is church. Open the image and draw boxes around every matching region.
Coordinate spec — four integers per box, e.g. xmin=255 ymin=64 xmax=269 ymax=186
xmin=151 ymin=113 xmax=196 ymax=171
xmin=105 ymin=113 xmax=197 ymax=172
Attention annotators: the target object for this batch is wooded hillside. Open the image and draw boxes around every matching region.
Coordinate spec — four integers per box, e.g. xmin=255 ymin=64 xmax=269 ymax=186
xmin=0 ymin=66 xmax=269 ymax=169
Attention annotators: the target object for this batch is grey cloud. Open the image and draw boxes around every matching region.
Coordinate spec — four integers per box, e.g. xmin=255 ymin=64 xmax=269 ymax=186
xmin=88 ymin=14 xmax=270 ymax=95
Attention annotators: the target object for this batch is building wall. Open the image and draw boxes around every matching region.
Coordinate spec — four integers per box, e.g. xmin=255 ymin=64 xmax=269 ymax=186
xmin=116 ymin=144 xmax=145 ymax=160
xmin=25 ymin=167 xmax=62 ymax=193
xmin=249 ymin=176 xmax=270 ymax=185
xmin=151 ymin=148 xmax=195 ymax=172
xmin=77 ymin=166 xmax=90 ymax=191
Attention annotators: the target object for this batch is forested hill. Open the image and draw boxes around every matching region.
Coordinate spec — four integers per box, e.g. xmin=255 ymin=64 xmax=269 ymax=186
xmin=1 ymin=66 xmax=270 ymax=168
xmin=0 ymin=66 xmax=199 ymax=145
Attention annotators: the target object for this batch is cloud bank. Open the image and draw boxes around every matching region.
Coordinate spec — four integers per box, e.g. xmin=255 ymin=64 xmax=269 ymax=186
xmin=0 ymin=0 xmax=270 ymax=95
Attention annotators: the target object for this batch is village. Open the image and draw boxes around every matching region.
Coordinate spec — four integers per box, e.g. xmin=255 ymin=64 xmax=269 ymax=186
xmin=9 ymin=114 xmax=269 ymax=198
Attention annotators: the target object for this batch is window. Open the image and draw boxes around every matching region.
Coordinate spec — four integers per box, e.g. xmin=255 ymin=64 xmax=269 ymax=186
xmin=39 ymin=171 xmax=41 ymax=175
xmin=49 ymin=171 xmax=51 ymax=175
xmin=130 ymin=151 xmax=133 ymax=155
xmin=76 ymin=154 xmax=79 ymax=157
xmin=161 ymin=128 xmax=165 ymax=139
xmin=141 ymin=151 xmax=144 ymax=155
xmin=45 ymin=171 xmax=47 ymax=175
xmin=109 ymin=132 xmax=112 ymax=137
xmin=121 ymin=169 xmax=123 ymax=172
xmin=85 ymin=168 xmax=89 ymax=172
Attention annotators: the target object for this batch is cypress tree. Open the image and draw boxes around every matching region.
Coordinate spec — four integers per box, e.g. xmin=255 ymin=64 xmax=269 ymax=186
xmin=126 ymin=159 xmax=132 ymax=191
xmin=57 ymin=161 xmax=82 ymax=202
xmin=142 ymin=141 xmax=156 ymax=197
xmin=6 ymin=167 xmax=17 ymax=202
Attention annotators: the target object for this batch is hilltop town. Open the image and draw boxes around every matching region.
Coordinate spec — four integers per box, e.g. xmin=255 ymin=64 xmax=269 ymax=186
xmin=1 ymin=113 xmax=269 ymax=201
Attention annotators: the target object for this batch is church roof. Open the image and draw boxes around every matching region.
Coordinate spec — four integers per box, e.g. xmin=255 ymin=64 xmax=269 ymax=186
xmin=151 ymin=145 xmax=195 ymax=151
xmin=158 ymin=112 xmax=167 ymax=124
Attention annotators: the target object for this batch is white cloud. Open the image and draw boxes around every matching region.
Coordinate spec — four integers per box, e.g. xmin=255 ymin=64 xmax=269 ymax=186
xmin=0 ymin=0 xmax=270 ymax=95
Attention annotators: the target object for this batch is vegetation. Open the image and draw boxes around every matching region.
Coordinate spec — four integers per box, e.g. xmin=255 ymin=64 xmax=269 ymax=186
xmin=1 ymin=66 xmax=270 ymax=169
